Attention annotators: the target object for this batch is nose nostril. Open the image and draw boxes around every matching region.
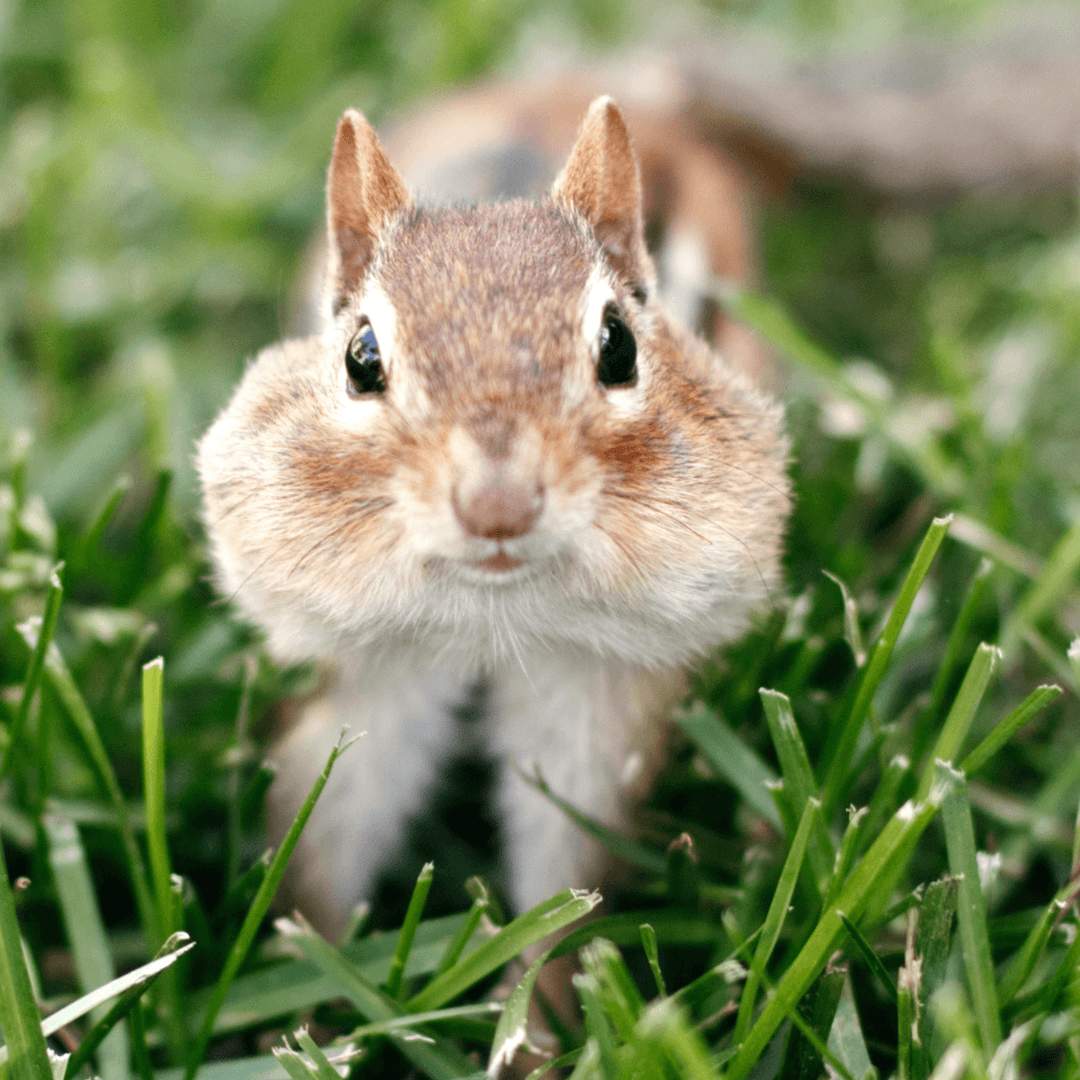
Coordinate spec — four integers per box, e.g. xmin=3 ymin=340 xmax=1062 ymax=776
xmin=454 ymin=481 xmax=544 ymax=540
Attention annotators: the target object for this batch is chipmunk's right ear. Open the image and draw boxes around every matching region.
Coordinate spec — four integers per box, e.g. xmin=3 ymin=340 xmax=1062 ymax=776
xmin=325 ymin=108 xmax=411 ymax=311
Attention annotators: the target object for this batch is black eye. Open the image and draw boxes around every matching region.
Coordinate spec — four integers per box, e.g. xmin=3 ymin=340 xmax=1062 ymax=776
xmin=345 ymin=321 xmax=386 ymax=396
xmin=597 ymin=310 xmax=637 ymax=388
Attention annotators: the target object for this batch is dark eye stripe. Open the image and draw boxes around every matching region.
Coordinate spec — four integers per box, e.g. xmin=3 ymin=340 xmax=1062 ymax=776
xmin=345 ymin=320 xmax=386 ymax=395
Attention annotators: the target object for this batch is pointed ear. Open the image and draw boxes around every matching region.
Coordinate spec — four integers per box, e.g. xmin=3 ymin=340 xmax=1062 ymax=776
xmin=325 ymin=108 xmax=411 ymax=312
xmin=552 ymin=96 xmax=654 ymax=297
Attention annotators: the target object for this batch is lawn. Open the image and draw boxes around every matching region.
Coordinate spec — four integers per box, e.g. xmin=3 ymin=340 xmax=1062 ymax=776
xmin=1 ymin=0 xmax=1079 ymax=1077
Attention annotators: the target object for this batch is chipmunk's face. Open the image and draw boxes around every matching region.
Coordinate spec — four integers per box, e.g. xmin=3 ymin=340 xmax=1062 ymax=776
xmin=198 ymin=100 xmax=789 ymax=668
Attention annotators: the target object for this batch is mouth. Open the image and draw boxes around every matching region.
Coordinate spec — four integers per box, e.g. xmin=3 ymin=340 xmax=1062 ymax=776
xmin=475 ymin=550 xmax=525 ymax=573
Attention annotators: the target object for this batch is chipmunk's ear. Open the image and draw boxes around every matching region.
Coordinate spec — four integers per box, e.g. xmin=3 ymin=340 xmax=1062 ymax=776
xmin=552 ymin=96 xmax=654 ymax=298
xmin=325 ymin=108 xmax=411 ymax=311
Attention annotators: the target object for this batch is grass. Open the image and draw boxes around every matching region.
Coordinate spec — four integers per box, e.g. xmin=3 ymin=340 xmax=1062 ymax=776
xmin=2 ymin=0 xmax=1080 ymax=1078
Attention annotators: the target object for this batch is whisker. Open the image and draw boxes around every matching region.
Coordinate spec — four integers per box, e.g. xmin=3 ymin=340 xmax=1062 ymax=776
xmin=593 ymin=519 xmax=647 ymax=582
xmin=603 ymin=488 xmax=710 ymax=543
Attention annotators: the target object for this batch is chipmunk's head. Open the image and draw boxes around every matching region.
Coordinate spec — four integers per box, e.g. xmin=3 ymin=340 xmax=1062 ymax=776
xmin=199 ymin=98 xmax=789 ymax=668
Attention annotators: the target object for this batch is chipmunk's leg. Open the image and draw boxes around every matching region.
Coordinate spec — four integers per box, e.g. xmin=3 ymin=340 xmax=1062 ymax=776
xmin=490 ymin=655 xmax=682 ymax=914
xmin=267 ymin=650 xmax=474 ymax=937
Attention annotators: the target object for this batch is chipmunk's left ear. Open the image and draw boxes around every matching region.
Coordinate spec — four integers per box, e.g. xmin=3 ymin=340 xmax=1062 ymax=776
xmin=553 ymin=96 xmax=654 ymax=299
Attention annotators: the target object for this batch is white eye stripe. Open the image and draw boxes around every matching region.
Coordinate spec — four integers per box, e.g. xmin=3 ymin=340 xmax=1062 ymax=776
xmin=357 ymin=283 xmax=398 ymax=370
xmin=580 ymin=268 xmax=616 ymax=353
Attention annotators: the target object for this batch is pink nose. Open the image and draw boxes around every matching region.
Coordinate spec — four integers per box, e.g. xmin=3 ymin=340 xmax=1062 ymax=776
xmin=454 ymin=480 xmax=544 ymax=539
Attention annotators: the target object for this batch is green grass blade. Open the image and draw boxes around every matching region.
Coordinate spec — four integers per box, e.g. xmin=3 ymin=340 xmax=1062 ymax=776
xmin=822 ymin=516 xmax=953 ymax=817
xmin=726 ymin=783 xmax=950 ymax=1080
xmin=959 ymin=684 xmax=1062 ymax=778
xmin=827 ymin=977 xmax=874 ymax=1080
xmin=22 ymin=627 xmax=157 ymax=949
xmin=142 ymin=658 xmax=173 ymax=947
xmin=915 ymin=643 xmax=1000 ymax=802
xmin=911 ymin=558 xmax=993 ymax=767
xmin=0 ymin=834 xmax=52 ymax=1080
xmin=522 ymin=769 xmax=666 ymax=874
xmin=384 ymin=861 xmax=433 ymax=999
xmin=821 ymin=806 xmax=867 ymax=915
xmin=408 ymin=887 xmax=601 ymax=1012
xmin=73 ymin=475 xmax=130 ymax=571
xmin=734 ymin=796 xmax=817 ymax=1046
xmin=778 ymin=966 xmax=849 ymax=1080
xmin=915 ymin=875 xmax=959 ymax=1070
xmin=293 ymin=1029 xmax=354 ymax=1080
xmin=823 ymin=570 xmax=867 ymax=667
xmin=1009 ymin=919 xmax=1080 ymax=1023
xmin=3 ymin=563 xmax=63 ymax=780
xmin=0 ymin=933 xmax=195 ymax=1059
xmin=62 ymin=944 xmax=182 ymax=1080
xmin=44 ymin=815 xmax=127 ymax=1080
xmin=1002 ymin=516 xmax=1080 ymax=658
xmin=674 ymin=702 xmax=780 ymax=826
xmin=837 ymin=912 xmax=897 ymax=1005
xmin=639 ymin=924 xmax=666 ymax=998
xmin=346 ymin=1001 xmax=502 ymax=1039
xmin=760 ymin=689 xmax=833 ymax=890
xmin=275 ymin=915 xmax=481 ymax=1079
xmin=938 ymin=761 xmax=1002 ymax=1052
xmin=434 ymin=886 xmax=488 ymax=977
xmin=996 ymin=897 xmax=1066 ymax=1007
xmin=486 ymin=949 xmax=548 ymax=1078
xmin=187 ymin=730 xmax=355 ymax=1080
xmin=580 ymin=937 xmax=644 ymax=1040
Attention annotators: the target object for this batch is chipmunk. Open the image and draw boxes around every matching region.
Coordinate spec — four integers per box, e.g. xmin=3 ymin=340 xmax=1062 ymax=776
xmin=197 ymin=95 xmax=790 ymax=936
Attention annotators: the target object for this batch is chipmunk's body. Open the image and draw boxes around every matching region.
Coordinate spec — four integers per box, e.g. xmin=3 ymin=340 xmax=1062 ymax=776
xmin=198 ymin=97 xmax=789 ymax=932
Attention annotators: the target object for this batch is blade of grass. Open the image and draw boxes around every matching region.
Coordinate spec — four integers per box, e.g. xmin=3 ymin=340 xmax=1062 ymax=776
xmin=142 ymin=657 xmax=172 ymax=946
xmin=3 ymin=564 xmax=63 ymax=781
xmin=408 ymin=887 xmax=601 ymax=1012
xmin=674 ymin=702 xmax=780 ymax=826
xmin=44 ymin=815 xmax=128 ymax=1080
xmin=73 ymin=475 xmax=130 ymax=572
xmin=0 ymin=834 xmax=52 ymax=1080
xmin=520 ymin=768 xmax=666 ymax=874
xmin=823 ymin=571 xmax=867 ymax=667
xmin=20 ymin=627 xmax=156 ymax=952
xmin=1002 ymin=516 xmax=1080 ymax=658
xmin=915 ymin=644 xmax=1001 ymax=801
xmin=435 ymin=886 xmax=488 ymax=978
xmin=959 ymin=684 xmax=1062 ymax=778
xmin=837 ymin=912 xmax=897 ymax=1005
xmin=0 ymin=933 xmax=195 ymax=1060
xmin=916 ymin=875 xmax=959 ymax=1073
xmin=821 ymin=806 xmax=868 ymax=914
xmin=141 ymin=657 xmax=186 ymax=1063
xmin=186 ymin=730 xmax=356 ymax=1080
xmin=997 ymin=897 xmax=1067 ymax=1007
xmin=384 ymin=862 xmax=434 ymax=999
xmin=721 ymin=288 xmax=962 ymax=496
xmin=760 ymin=690 xmax=833 ymax=891
xmin=62 ymin=938 xmax=189 ymax=1080
xmin=276 ymin=915 xmax=483 ymax=1079
xmin=778 ymin=966 xmax=849 ymax=1080
xmin=1008 ymin=918 xmax=1080 ymax=1023
xmin=486 ymin=950 xmax=548 ymax=1078
xmin=822 ymin=516 xmax=953 ymax=818
xmin=828 ymin=976 xmax=874 ymax=1080
xmin=640 ymin=924 xmax=666 ymax=998
xmin=938 ymin=761 xmax=1002 ymax=1052
xmin=726 ymin=782 xmax=950 ymax=1080
xmin=911 ymin=558 xmax=993 ymax=767
xmin=733 ymin=797 xmax=818 ymax=1045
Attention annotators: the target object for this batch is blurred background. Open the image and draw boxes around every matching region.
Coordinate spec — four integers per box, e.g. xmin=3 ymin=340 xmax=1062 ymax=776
xmin=1 ymin=0 xmax=1079 ymax=952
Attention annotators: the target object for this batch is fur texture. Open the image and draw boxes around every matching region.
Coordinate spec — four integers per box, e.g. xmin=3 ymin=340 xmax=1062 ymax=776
xmin=198 ymin=97 xmax=790 ymax=932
